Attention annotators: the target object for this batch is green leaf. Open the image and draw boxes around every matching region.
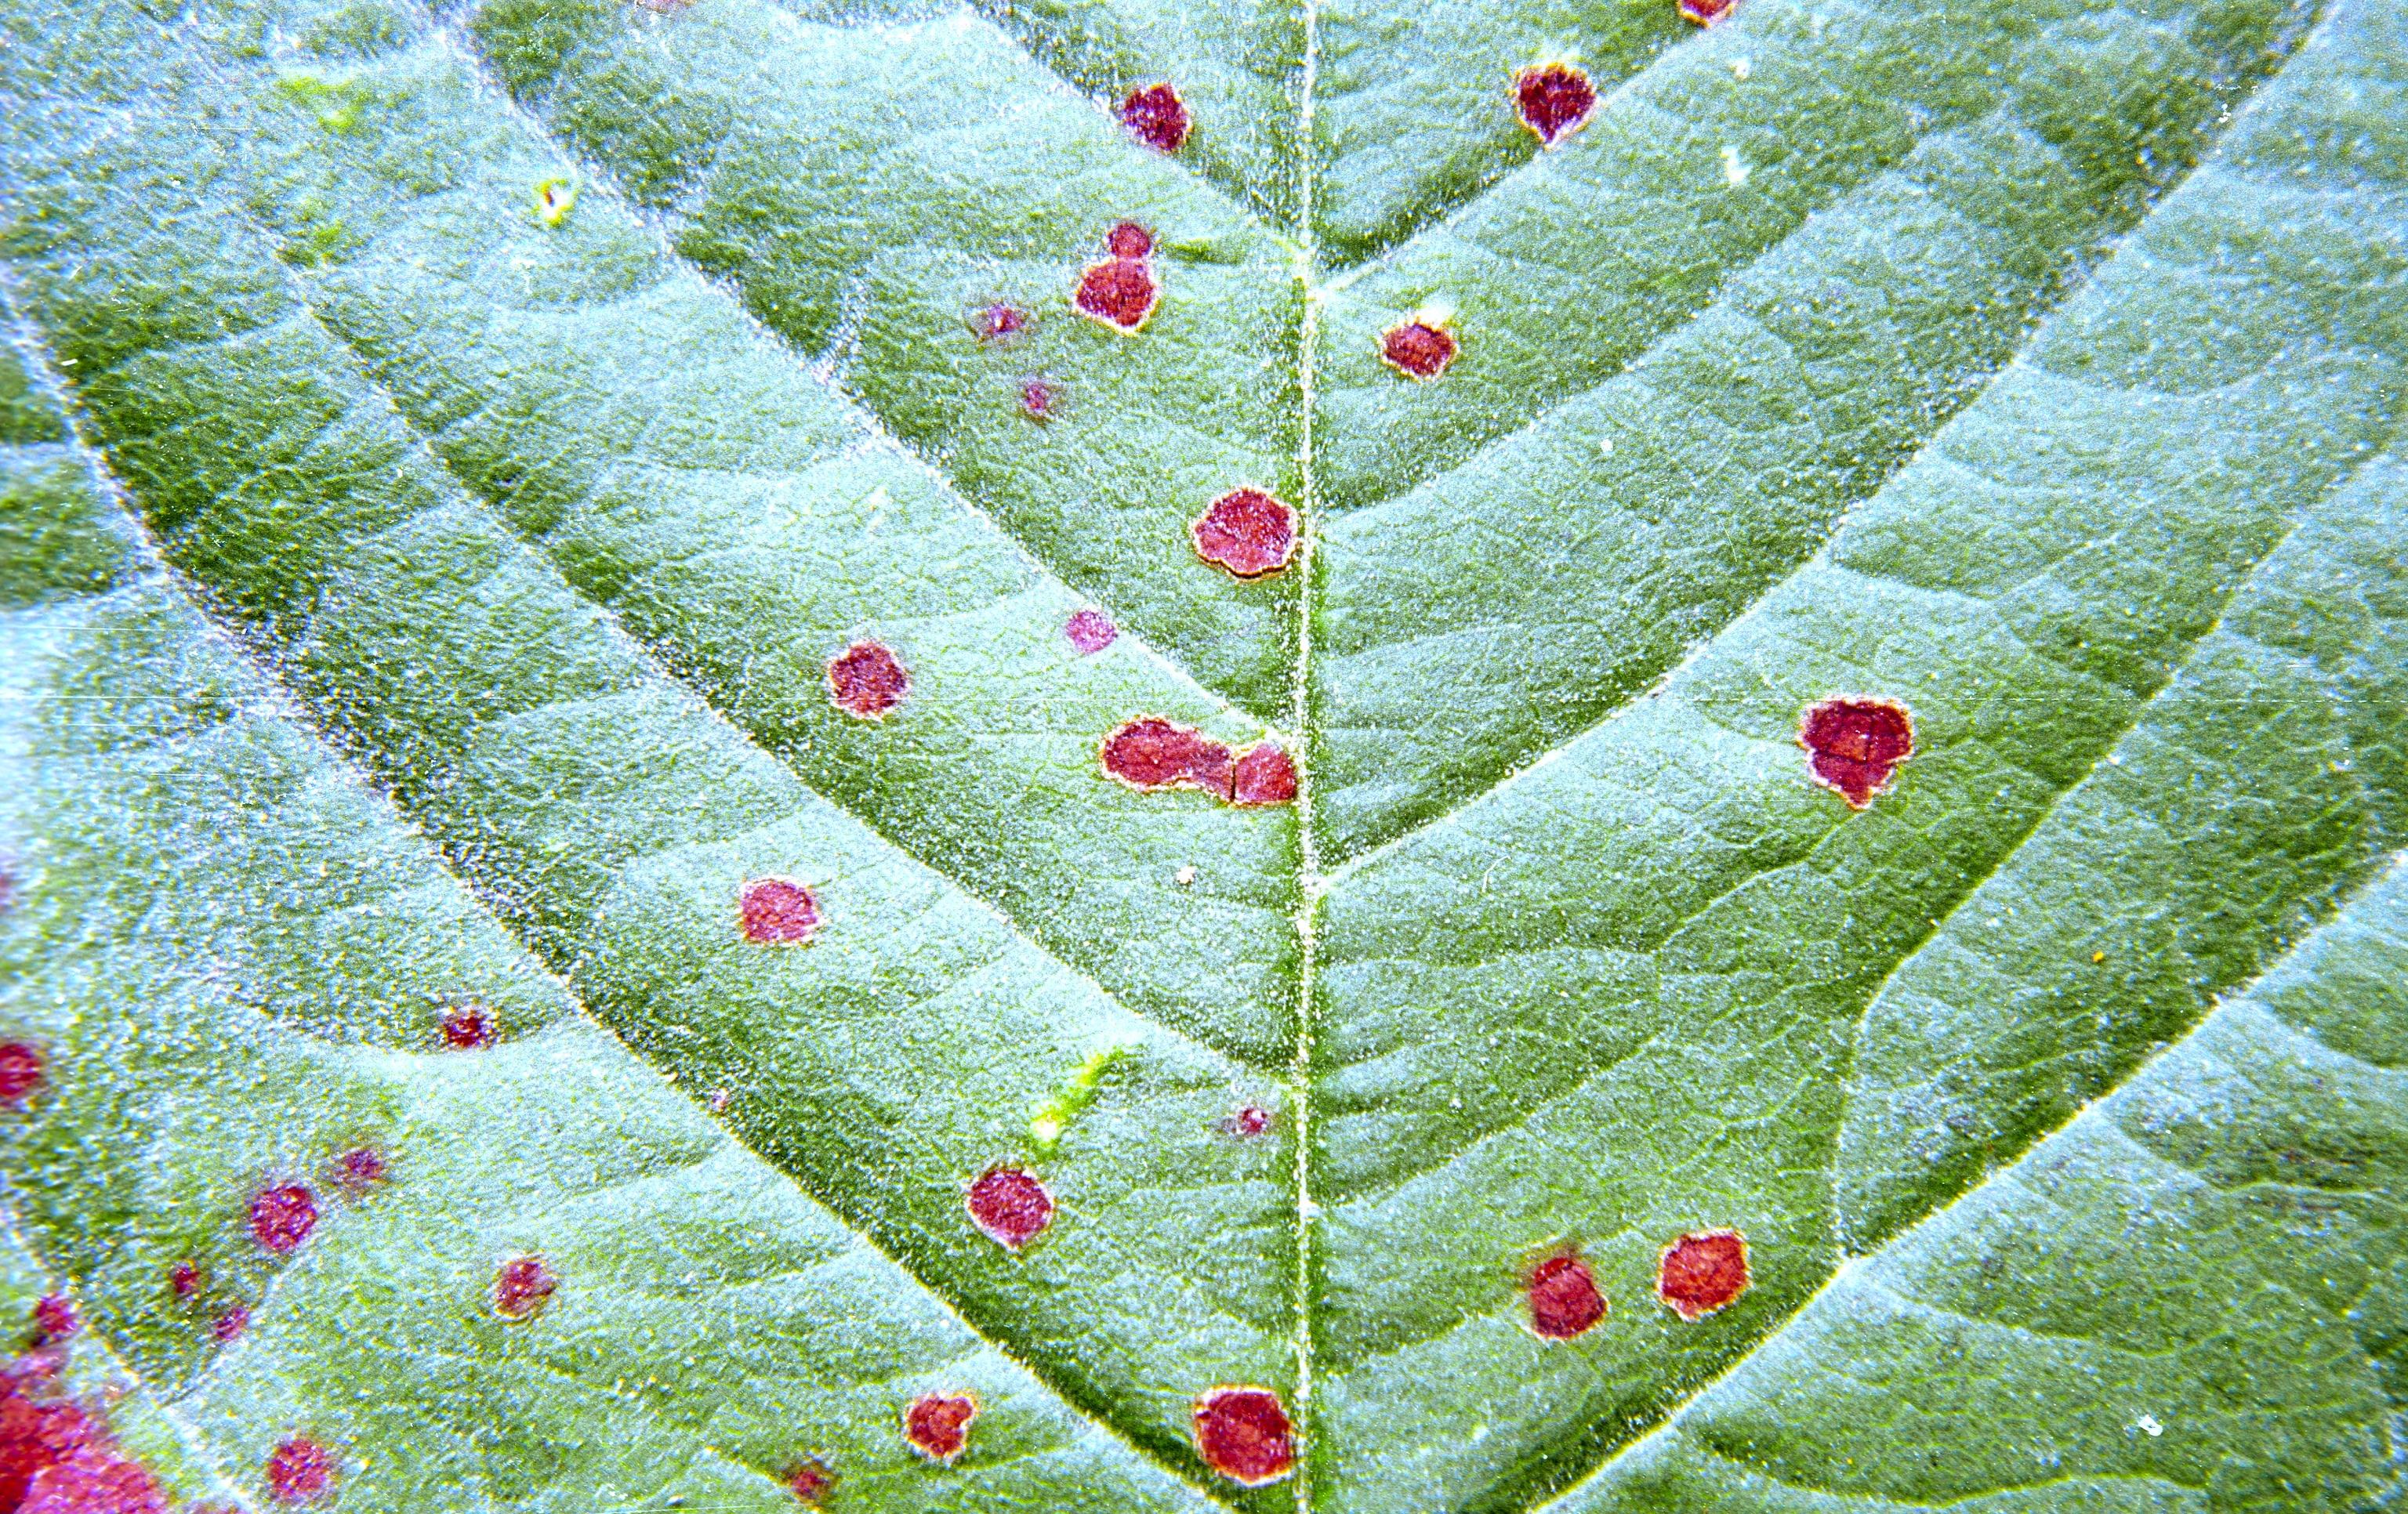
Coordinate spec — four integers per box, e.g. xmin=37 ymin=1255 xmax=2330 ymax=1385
xmin=0 ymin=0 xmax=2400 ymax=1506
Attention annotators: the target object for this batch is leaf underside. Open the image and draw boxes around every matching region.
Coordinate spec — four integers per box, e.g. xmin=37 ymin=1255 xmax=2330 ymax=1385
xmin=0 ymin=0 xmax=2403 ymax=1507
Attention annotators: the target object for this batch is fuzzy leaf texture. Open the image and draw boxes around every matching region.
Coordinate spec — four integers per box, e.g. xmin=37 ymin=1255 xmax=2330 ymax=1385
xmin=0 ymin=0 xmax=2403 ymax=1507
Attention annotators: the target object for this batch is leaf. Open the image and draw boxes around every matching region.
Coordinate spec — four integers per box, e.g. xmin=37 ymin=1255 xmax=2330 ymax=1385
xmin=0 ymin=0 xmax=2400 ymax=1507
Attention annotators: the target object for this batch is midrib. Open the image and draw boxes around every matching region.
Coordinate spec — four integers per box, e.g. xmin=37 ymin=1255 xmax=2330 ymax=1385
xmin=1289 ymin=0 xmax=1325 ymax=1505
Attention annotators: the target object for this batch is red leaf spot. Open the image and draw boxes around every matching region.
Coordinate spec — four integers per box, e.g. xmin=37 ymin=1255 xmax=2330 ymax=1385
xmin=335 ymin=1147 xmax=386 ymax=1193
xmin=1106 ymin=221 xmax=1156 ymax=259
xmin=1680 ymin=0 xmax=1735 ymax=23
xmin=785 ymin=1458 xmax=836 ymax=1505
xmin=1074 ymin=258 xmax=1159 ymax=333
xmin=0 ymin=1388 xmax=94 ymax=1508
xmin=966 ymin=1167 xmax=1053 ymax=1251
xmin=1527 ymin=1255 xmax=1605 ymax=1340
xmin=1657 ymin=1229 xmax=1750 ymax=1320
xmin=1019 ymin=377 xmax=1057 ymax=421
xmin=1381 ymin=321 xmax=1457 ymax=378
xmin=440 ymin=1006 xmax=495 ymax=1050
xmin=23 ymin=1447 xmax=166 ymax=1514
xmin=1231 ymin=744 xmax=1298 ymax=808
xmin=1101 ymin=718 xmax=1235 ymax=800
xmin=493 ymin=1255 xmax=557 ymax=1321
xmin=0 ymin=1045 xmax=43 ymax=1103
xmin=1191 ymin=1385 xmax=1294 ymax=1486
xmin=827 ymin=640 xmax=909 ymax=720
xmin=168 ymin=1265 xmax=201 ymax=1299
xmin=28 ymin=1298 xmax=74 ymax=1345
xmin=1514 ymin=63 xmax=1597 ymax=144
xmin=903 ymin=1394 xmax=977 ymax=1463
xmin=264 ymin=1437 xmax=332 ymax=1504
xmin=1190 ymin=488 xmax=1297 ymax=578
xmin=1119 ymin=83 xmax=1190 ymax=153
xmin=977 ymin=304 xmax=1026 ymax=342
xmin=1064 ymin=610 xmax=1117 ymax=654
xmin=248 ymin=1186 xmax=317 ymax=1255
xmin=739 ymin=877 xmax=821 ymax=945
xmin=209 ymin=1305 xmax=249 ymax=1343
xmin=1220 ymin=1104 xmax=1271 ymax=1137
xmin=1800 ymin=697 xmax=1913 ymax=809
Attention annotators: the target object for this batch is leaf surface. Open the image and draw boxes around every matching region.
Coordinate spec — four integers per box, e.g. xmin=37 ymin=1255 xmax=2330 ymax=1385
xmin=0 ymin=0 xmax=2401 ymax=1507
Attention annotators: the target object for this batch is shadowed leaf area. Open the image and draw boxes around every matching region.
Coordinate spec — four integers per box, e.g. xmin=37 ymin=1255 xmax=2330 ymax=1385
xmin=0 ymin=0 xmax=2402 ymax=1508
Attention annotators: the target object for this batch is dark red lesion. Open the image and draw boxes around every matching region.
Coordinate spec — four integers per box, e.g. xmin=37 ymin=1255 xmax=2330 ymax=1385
xmin=974 ymin=303 xmax=1026 ymax=342
xmin=1231 ymin=744 xmax=1298 ymax=807
xmin=1105 ymin=221 xmax=1155 ymax=259
xmin=1680 ymin=0 xmax=1736 ymax=24
xmin=1526 ymin=1254 xmax=1605 ymax=1339
xmin=904 ymin=1393 xmax=977 ymax=1462
xmin=1074 ymin=257 xmax=1159 ymax=333
xmin=1064 ymin=609 xmax=1117 ymax=654
xmin=1191 ymin=1385 xmax=1294 ymax=1486
xmin=441 ymin=1005 xmax=495 ymax=1049
xmin=1656 ymin=1229 xmax=1749 ymax=1320
xmin=739 ymin=877 xmax=821 ymax=945
xmin=1191 ymin=488 xmax=1297 ymax=578
xmin=826 ymin=640 xmax=908 ymax=720
xmin=0 ymin=1044 xmax=43 ymax=1103
xmin=1514 ymin=63 xmax=1597 ymax=144
xmin=1100 ymin=720 xmax=1300 ymax=810
xmin=1119 ymin=82 xmax=1191 ymax=152
xmin=785 ymin=1457 xmax=836 ymax=1505
xmin=1381 ymin=320 xmax=1458 ymax=378
xmin=249 ymin=1185 xmax=318 ymax=1255
xmin=492 ymin=1255 xmax=557 ymax=1321
xmin=1800 ymin=697 xmax=1914 ymax=809
xmin=0 ymin=1356 xmax=173 ymax=1514
xmin=1018 ymin=378 xmax=1056 ymax=420
xmin=966 ymin=1166 xmax=1053 ymax=1251
xmin=266 ymin=1436 xmax=334 ymax=1504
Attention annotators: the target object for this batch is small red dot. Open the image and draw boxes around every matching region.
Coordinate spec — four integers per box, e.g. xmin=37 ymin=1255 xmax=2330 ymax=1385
xmin=1680 ymin=0 xmax=1735 ymax=23
xmin=1514 ymin=63 xmax=1597 ymax=144
xmin=1221 ymin=1104 xmax=1271 ymax=1137
xmin=249 ymin=1186 xmax=318 ymax=1255
xmin=1105 ymin=221 xmax=1155 ymax=259
xmin=785 ymin=1458 xmax=836 ymax=1505
xmin=827 ymin=640 xmax=908 ymax=720
xmin=169 ymin=1263 xmax=201 ymax=1298
xmin=1527 ymin=1255 xmax=1605 ymax=1340
xmin=1064 ymin=610 xmax=1117 ymax=654
xmin=1191 ymin=488 xmax=1297 ymax=578
xmin=0 ymin=1043 xmax=44 ymax=1103
xmin=1800 ymin=697 xmax=1914 ymax=809
xmin=212 ymin=1304 xmax=250 ymax=1342
xmin=904 ymin=1393 xmax=977 ymax=1462
xmin=1101 ymin=718 xmax=1235 ymax=800
xmin=1019 ymin=378 xmax=1056 ymax=420
xmin=739 ymin=876 xmax=821 ymax=945
xmin=1381 ymin=321 xmax=1457 ymax=378
xmin=30 ymin=1295 xmax=76 ymax=1342
xmin=440 ymin=1006 xmax=495 ymax=1050
xmin=1657 ymin=1229 xmax=1750 ymax=1320
xmin=335 ymin=1147 xmax=386 ymax=1192
xmin=1231 ymin=744 xmax=1298 ymax=807
xmin=1074 ymin=258 xmax=1159 ymax=333
xmin=966 ymin=1167 xmax=1053 ymax=1251
xmin=1192 ymin=1385 xmax=1294 ymax=1486
xmin=493 ymin=1255 xmax=557 ymax=1321
xmin=977 ymin=304 xmax=1027 ymax=342
xmin=1120 ymin=82 xmax=1190 ymax=153
xmin=265 ymin=1437 xmax=332 ymax=1504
